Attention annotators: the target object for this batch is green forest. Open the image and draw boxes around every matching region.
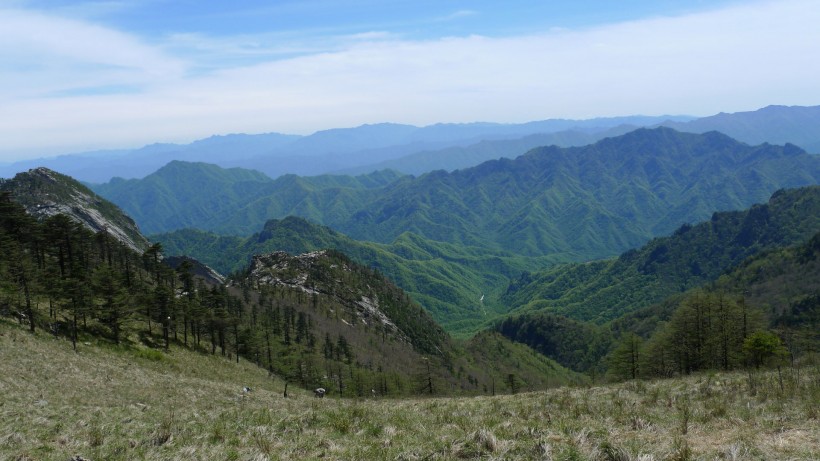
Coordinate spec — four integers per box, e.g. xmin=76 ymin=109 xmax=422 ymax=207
xmin=2 ymin=129 xmax=819 ymax=401
xmin=103 ymin=127 xmax=820 ymax=335
xmin=497 ymin=231 xmax=820 ymax=382
xmin=0 ymin=191 xmax=580 ymax=397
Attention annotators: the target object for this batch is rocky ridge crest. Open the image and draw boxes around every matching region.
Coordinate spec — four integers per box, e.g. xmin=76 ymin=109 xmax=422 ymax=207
xmin=0 ymin=167 xmax=150 ymax=252
xmin=245 ymin=250 xmax=409 ymax=343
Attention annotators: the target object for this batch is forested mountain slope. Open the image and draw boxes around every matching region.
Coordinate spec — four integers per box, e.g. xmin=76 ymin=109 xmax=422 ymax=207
xmin=97 ymin=128 xmax=820 ymax=263
xmin=156 ymin=216 xmax=556 ymax=334
xmin=91 ymin=162 xmax=403 ymax=235
xmin=0 ymin=191 xmax=579 ymax=396
xmin=501 ymin=186 xmax=820 ymax=323
xmin=338 ymin=128 xmax=819 ymax=258
xmin=631 ymin=230 xmax=820 ymax=379
xmin=494 ymin=187 xmax=820 ymax=375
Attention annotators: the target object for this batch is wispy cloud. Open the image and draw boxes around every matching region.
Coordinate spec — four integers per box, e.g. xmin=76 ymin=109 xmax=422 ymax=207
xmin=0 ymin=0 xmax=818 ymax=159
xmin=435 ymin=10 xmax=478 ymax=22
xmin=0 ymin=8 xmax=184 ymax=100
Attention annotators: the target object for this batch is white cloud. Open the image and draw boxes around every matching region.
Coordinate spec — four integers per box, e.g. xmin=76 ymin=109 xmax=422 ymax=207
xmin=0 ymin=8 xmax=184 ymax=89
xmin=1 ymin=0 xmax=819 ymax=160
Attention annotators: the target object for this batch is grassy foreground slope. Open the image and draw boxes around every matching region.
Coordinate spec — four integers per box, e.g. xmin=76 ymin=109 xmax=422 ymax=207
xmin=2 ymin=319 xmax=817 ymax=460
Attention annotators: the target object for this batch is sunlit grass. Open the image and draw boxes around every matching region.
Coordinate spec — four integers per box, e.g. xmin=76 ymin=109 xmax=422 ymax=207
xmin=1 ymin=319 xmax=817 ymax=460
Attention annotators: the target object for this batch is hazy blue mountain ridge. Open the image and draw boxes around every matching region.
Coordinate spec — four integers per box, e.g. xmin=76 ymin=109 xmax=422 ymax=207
xmin=1 ymin=116 xmax=689 ymax=182
xmin=0 ymin=133 xmax=301 ymax=183
xmin=664 ymin=104 xmax=820 ymax=153
xmin=335 ymin=125 xmax=643 ymax=176
xmin=4 ymin=105 xmax=820 ymax=184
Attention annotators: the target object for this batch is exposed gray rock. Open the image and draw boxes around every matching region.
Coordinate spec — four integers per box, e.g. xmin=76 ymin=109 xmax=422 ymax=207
xmin=0 ymin=167 xmax=150 ymax=253
xmin=242 ymin=250 xmax=410 ymax=344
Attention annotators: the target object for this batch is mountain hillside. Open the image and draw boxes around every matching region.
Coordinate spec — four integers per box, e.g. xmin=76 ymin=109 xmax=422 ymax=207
xmin=92 ymin=163 xmax=403 ymax=235
xmin=330 ymin=128 xmax=820 ymax=260
xmin=0 ymin=167 xmax=150 ymax=252
xmin=494 ymin=187 xmax=820 ymax=376
xmin=91 ymin=162 xmax=277 ymax=235
xmin=5 ymin=317 xmax=811 ymax=460
xmin=156 ymin=216 xmax=555 ymax=334
xmin=0 ymin=190 xmax=580 ymax=396
xmin=98 ymin=128 xmax=820 ymax=263
xmin=235 ymin=248 xmax=581 ymax=391
xmin=501 ymin=186 xmax=820 ymax=323
xmin=332 ymin=128 xmax=820 ymax=258
xmin=634 ymin=229 xmax=820 ymax=378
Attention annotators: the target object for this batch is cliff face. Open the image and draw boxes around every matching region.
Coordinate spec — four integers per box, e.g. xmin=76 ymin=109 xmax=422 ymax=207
xmin=0 ymin=167 xmax=151 ymax=253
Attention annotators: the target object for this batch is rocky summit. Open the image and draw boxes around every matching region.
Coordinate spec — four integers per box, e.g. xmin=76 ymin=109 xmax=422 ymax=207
xmin=0 ymin=167 xmax=150 ymax=253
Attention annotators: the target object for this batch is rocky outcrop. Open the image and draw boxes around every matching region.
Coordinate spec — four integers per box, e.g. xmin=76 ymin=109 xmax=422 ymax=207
xmin=0 ymin=167 xmax=150 ymax=252
xmin=245 ymin=250 xmax=409 ymax=343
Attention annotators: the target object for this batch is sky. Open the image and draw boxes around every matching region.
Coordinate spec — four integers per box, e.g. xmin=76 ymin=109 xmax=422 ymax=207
xmin=1 ymin=0 xmax=819 ymax=161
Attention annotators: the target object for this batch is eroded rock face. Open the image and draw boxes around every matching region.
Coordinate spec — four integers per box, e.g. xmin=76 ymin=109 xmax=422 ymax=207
xmin=244 ymin=250 xmax=409 ymax=343
xmin=248 ymin=250 xmax=326 ymax=290
xmin=1 ymin=167 xmax=150 ymax=253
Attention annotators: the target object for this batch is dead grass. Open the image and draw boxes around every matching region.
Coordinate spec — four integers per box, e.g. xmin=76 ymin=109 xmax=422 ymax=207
xmin=1 ymin=320 xmax=818 ymax=460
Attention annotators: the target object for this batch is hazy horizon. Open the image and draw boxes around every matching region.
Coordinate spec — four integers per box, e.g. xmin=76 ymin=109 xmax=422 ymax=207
xmin=2 ymin=0 xmax=819 ymax=161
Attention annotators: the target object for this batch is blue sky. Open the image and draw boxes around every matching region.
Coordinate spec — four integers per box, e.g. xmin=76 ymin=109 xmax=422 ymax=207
xmin=1 ymin=0 xmax=818 ymax=160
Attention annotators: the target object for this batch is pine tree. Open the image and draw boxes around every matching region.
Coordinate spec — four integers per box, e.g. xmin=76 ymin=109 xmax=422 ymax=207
xmin=608 ymin=333 xmax=642 ymax=380
xmin=91 ymin=265 xmax=129 ymax=344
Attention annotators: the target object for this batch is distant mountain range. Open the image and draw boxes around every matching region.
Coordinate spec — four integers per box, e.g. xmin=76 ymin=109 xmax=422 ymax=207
xmin=664 ymin=105 xmax=820 ymax=153
xmin=4 ymin=105 xmax=820 ymax=184
xmin=95 ymin=127 xmax=820 ymax=256
xmin=3 ymin=116 xmax=694 ymax=182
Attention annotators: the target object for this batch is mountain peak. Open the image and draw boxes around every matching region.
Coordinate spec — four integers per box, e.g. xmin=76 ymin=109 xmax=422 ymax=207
xmin=0 ymin=167 xmax=151 ymax=252
xmin=245 ymin=250 xmax=415 ymax=345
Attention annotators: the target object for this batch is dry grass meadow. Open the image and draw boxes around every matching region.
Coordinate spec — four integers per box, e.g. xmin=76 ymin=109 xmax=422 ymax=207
xmin=1 ymin=319 xmax=818 ymax=461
